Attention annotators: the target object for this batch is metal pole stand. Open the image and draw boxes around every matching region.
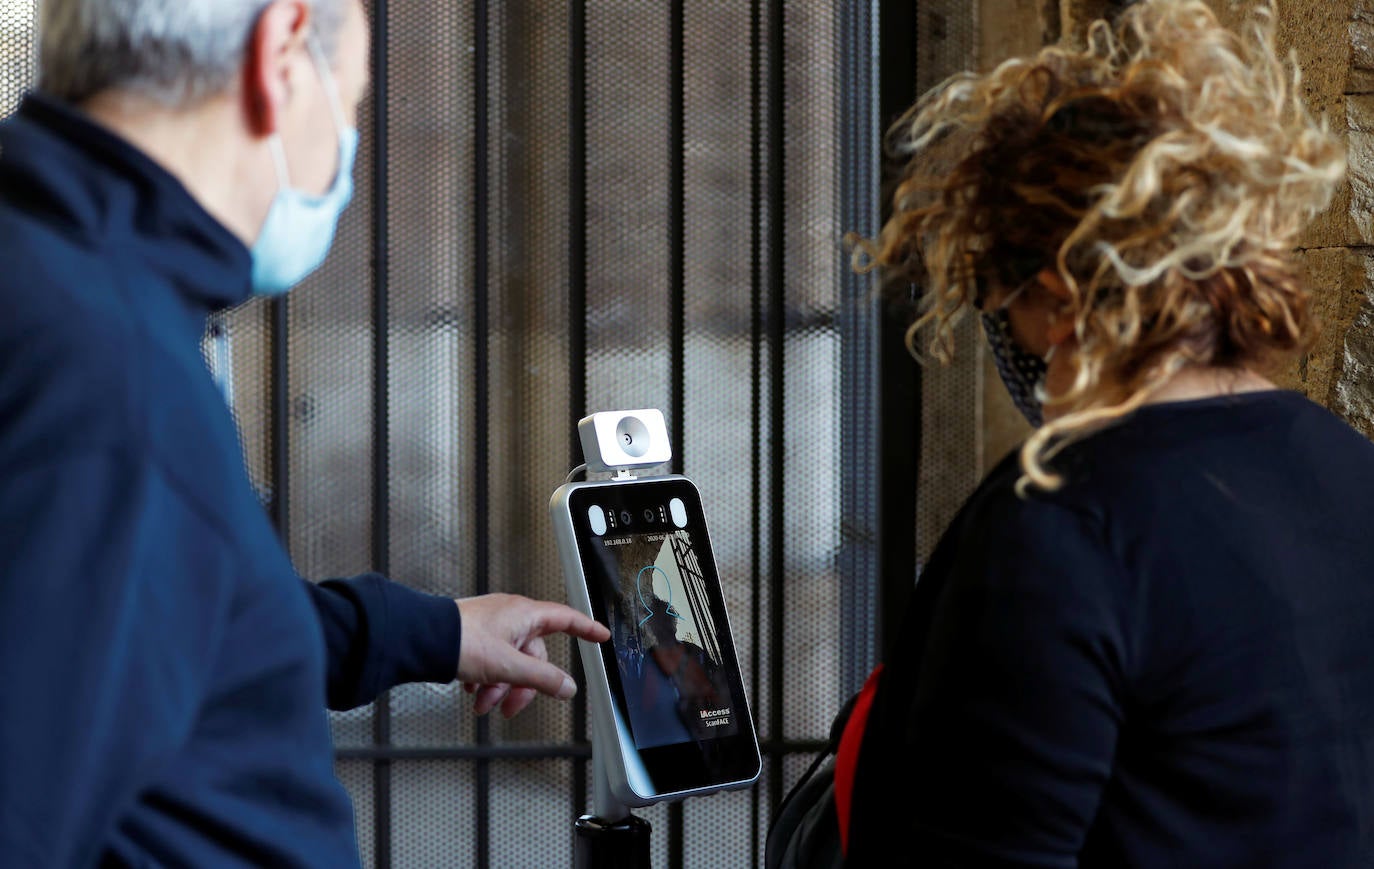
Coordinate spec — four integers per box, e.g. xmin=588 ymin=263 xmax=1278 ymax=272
xmin=574 ymin=736 xmax=651 ymax=869
xmin=573 ymin=814 xmax=651 ymax=869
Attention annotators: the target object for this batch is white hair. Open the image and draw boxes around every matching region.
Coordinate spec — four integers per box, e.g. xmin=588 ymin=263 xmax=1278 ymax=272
xmin=38 ymin=0 xmax=347 ymax=107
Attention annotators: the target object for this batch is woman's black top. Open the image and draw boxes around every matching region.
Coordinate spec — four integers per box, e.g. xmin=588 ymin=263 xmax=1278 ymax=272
xmin=848 ymin=390 xmax=1374 ymax=867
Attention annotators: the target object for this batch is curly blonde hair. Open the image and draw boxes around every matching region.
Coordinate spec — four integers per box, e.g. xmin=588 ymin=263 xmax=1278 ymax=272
xmin=852 ymin=0 xmax=1345 ymax=492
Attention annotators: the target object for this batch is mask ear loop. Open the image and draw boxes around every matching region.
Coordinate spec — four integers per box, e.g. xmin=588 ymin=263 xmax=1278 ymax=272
xmin=262 ymin=33 xmax=344 ymax=195
xmin=1032 ymin=284 xmax=1076 ymax=405
xmin=266 ymin=137 xmax=292 ymax=189
xmin=991 ymin=283 xmax=1028 ymax=312
xmin=306 ymin=32 xmax=349 ymax=136
xmin=1032 ymin=344 xmax=1057 ymax=405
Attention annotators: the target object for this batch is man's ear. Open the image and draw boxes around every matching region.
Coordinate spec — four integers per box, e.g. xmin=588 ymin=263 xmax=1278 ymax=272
xmin=241 ymin=0 xmax=313 ymax=138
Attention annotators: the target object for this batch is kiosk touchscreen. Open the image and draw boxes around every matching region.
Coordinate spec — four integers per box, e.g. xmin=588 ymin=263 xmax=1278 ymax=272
xmin=551 ymin=474 xmax=761 ymax=806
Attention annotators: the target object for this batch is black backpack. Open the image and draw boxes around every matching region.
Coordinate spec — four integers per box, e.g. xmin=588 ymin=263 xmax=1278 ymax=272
xmin=763 ymin=690 xmax=861 ymax=869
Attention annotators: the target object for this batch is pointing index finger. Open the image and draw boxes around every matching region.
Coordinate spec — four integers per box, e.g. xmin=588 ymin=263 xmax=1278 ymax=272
xmin=534 ymin=602 xmax=610 ymax=643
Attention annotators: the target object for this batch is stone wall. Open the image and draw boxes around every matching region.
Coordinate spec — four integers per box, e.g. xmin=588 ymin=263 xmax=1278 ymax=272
xmin=977 ymin=0 xmax=1373 ymax=472
xmin=1328 ymin=2 xmax=1374 ymax=436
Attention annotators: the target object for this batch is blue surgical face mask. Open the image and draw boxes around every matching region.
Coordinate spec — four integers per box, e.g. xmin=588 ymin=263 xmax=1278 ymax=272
xmin=250 ymin=35 xmax=358 ymax=296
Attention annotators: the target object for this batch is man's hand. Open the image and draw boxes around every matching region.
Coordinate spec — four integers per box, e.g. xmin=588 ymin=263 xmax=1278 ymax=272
xmin=455 ymin=593 xmax=610 ymax=719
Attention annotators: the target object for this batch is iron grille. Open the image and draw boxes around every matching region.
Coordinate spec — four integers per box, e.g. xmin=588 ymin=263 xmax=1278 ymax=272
xmin=0 ymin=1 xmax=998 ymax=865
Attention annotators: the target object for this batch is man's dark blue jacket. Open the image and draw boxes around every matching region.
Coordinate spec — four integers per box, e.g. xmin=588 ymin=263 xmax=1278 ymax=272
xmin=0 ymin=95 xmax=463 ymax=867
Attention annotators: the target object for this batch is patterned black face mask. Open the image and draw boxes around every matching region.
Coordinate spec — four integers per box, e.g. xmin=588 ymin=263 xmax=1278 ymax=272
xmin=981 ymin=306 xmax=1049 ymax=428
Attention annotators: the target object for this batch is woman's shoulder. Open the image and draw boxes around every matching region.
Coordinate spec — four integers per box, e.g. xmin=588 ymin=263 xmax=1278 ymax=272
xmin=1014 ymin=390 xmax=1371 ymax=504
xmin=955 ymin=390 xmax=1374 ymax=584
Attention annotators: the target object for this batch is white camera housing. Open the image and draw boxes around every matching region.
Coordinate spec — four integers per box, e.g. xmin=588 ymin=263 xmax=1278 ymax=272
xmin=578 ymin=409 xmax=672 ymax=473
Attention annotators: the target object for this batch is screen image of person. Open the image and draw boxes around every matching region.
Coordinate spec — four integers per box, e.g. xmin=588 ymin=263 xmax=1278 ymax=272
xmin=600 ymin=529 xmax=736 ymax=749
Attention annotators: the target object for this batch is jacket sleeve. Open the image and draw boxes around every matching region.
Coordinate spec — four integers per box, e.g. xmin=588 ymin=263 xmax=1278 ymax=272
xmin=848 ymin=492 xmax=1127 ymax=867
xmin=0 ymin=449 xmax=233 ymax=867
xmin=303 ymin=573 xmax=462 ymax=711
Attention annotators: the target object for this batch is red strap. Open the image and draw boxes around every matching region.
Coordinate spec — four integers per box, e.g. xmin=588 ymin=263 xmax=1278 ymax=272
xmin=834 ymin=663 xmax=883 ymax=856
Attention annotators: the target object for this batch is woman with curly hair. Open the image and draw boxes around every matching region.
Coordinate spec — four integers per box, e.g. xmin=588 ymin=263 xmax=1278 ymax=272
xmin=837 ymin=1 xmax=1374 ymax=865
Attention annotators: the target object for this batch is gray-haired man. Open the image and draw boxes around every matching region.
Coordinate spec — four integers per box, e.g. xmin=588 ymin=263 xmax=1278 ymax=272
xmin=0 ymin=2 xmax=608 ymax=865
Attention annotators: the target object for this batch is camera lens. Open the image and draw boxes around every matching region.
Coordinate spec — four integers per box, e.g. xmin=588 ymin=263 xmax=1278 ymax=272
xmin=615 ymin=416 xmax=651 ymax=458
xmin=620 ymin=510 xmax=632 ymax=526
xmin=643 ymin=509 xmax=655 ymax=523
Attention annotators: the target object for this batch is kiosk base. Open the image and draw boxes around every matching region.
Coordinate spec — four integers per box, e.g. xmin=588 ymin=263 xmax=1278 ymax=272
xmin=573 ymin=813 xmax=652 ymax=869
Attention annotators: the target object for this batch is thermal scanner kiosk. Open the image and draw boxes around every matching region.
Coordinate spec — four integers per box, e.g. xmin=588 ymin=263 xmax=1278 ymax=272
xmin=551 ymin=410 xmax=761 ymax=868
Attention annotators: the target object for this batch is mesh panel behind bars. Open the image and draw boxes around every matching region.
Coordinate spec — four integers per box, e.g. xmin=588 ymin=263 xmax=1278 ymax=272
xmin=0 ymin=1 xmax=939 ymax=865
xmin=684 ymin=5 xmax=785 ymax=866
xmin=383 ymin=0 xmax=476 ymax=772
xmin=780 ymin=0 xmax=844 ymax=749
xmin=0 ymin=2 xmax=29 ymax=117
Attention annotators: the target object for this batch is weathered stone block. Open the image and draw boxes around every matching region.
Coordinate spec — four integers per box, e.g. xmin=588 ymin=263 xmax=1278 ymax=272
xmin=1352 ymin=14 xmax=1374 ymax=75
xmin=1287 ymin=248 xmax=1366 ymax=403
xmin=1341 ymin=106 xmax=1374 ymax=244
xmin=1326 ymin=254 xmax=1374 ymax=436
